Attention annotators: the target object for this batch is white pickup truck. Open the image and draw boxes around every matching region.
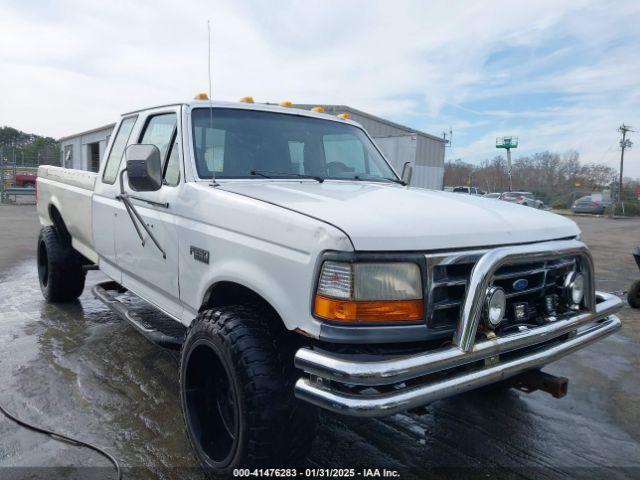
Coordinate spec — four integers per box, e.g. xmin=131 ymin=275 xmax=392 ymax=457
xmin=36 ymin=98 xmax=622 ymax=474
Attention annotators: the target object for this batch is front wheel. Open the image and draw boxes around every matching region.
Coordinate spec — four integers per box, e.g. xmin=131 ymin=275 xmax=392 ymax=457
xmin=628 ymin=280 xmax=640 ymax=309
xmin=180 ymin=306 xmax=316 ymax=476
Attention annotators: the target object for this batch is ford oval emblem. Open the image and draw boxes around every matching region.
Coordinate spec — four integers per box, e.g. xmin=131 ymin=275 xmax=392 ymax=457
xmin=512 ymin=278 xmax=529 ymax=291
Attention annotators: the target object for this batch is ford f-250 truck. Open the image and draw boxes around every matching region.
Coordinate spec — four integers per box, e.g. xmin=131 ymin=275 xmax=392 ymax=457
xmin=36 ymin=97 xmax=623 ymax=475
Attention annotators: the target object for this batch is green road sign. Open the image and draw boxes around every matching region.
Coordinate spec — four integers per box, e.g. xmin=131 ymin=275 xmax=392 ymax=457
xmin=496 ymin=136 xmax=518 ymax=149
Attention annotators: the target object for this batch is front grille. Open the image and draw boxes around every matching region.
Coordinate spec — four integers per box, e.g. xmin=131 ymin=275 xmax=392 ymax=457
xmin=426 ymin=251 xmax=582 ymax=332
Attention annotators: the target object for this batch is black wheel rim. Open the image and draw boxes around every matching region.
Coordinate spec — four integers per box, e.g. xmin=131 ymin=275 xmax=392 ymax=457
xmin=37 ymin=239 xmax=48 ymax=288
xmin=183 ymin=340 xmax=240 ymax=467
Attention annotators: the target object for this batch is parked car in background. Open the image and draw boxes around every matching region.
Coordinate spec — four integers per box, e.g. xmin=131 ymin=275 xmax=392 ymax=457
xmin=14 ymin=173 xmax=37 ymax=188
xmin=572 ymin=195 xmax=608 ymax=214
xmin=453 ymin=186 xmax=486 ymax=196
xmin=500 ymin=191 xmax=544 ymax=209
xmin=483 ymin=192 xmax=501 ymax=199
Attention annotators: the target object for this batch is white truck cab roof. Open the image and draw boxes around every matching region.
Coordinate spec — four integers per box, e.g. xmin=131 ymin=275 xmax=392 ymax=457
xmin=123 ymin=99 xmax=361 ymax=127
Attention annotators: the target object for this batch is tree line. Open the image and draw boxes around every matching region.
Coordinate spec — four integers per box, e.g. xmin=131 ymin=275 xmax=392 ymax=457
xmin=0 ymin=126 xmax=59 ymax=166
xmin=444 ymin=151 xmax=625 ymax=193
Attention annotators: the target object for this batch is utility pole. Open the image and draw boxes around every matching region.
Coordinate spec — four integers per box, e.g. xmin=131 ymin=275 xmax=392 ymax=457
xmin=617 ymin=125 xmax=633 ymax=209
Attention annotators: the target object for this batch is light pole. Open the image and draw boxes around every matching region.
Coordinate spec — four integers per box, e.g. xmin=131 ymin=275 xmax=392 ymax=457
xmin=496 ymin=136 xmax=518 ymax=192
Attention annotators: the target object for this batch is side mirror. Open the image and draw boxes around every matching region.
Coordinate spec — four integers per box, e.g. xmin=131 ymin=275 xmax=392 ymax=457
xmin=401 ymin=162 xmax=413 ymax=186
xmin=125 ymin=144 xmax=162 ymax=192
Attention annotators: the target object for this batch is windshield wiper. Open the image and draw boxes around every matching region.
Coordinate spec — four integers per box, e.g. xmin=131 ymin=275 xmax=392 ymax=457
xmin=250 ymin=170 xmax=324 ymax=183
xmin=352 ymin=174 xmax=405 ymax=185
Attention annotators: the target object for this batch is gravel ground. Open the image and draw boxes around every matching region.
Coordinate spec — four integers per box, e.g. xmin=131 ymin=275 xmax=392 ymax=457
xmin=0 ymin=205 xmax=638 ymax=479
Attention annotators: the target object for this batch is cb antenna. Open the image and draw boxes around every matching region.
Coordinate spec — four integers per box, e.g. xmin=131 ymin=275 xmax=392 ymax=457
xmin=207 ymin=19 xmax=218 ymax=186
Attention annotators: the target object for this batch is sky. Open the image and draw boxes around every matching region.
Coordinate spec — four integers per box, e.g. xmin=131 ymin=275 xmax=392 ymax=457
xmin=1 ymin=0 xmax=639 ymax=178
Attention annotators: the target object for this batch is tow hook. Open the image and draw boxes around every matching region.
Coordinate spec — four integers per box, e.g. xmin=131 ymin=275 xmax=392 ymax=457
xmin=508 ymin=370 xmax=569 ymax=398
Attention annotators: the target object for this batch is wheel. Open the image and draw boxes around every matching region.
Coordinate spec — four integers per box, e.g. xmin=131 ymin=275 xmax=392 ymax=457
xmin=37 ymin=226 xmax=86 ymax=302
xmin=180 ymin=306 xmax=317 ymax=476
xmin=628 ymin=280 xmax=640 ymax=309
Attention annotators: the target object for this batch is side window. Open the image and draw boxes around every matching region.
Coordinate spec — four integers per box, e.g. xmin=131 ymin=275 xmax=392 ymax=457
xmin=163 ymin=134 xmax=180 ymax=186
xmin=102 ymin=116 xmax=137 ymax=184
xmin=140 ymin=113 xmax=178 ymax=186
xmin=140 ymin=113 xmax=177 ymax=159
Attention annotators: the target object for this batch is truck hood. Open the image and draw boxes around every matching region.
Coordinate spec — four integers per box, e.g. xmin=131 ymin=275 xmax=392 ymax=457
xmin=220 ymin=181 xmax=580 ymax=251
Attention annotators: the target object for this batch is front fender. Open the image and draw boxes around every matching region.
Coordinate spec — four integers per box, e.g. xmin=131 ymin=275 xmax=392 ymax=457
xmin=197 ymin=258 xmax=293 ymax=329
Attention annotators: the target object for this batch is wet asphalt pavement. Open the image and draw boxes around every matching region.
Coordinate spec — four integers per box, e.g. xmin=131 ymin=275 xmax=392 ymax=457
xmin=0 ymin=205 xmax=639 ymax=479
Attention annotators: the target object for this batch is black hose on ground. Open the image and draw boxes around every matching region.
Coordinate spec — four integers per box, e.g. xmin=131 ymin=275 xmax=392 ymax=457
xmin=0 ymin=401 xmax=121 ymax=480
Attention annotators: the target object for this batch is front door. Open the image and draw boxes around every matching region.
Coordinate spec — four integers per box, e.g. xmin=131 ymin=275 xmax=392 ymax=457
xmin=114 ymin=108 xmax=183 ymax=319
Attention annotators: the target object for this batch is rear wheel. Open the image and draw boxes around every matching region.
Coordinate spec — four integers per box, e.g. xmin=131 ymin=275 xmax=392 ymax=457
xmin=37 ymin=226 xmax=86 ymax=302
xmin=180 ymin=306 xmax=316 ymax=476
xmin=628 ymin=280 xmax=640 ymax=309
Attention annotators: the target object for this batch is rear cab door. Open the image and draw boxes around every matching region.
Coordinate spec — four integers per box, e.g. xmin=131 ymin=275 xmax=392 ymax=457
xmin=93 ymin=114 xmax=139 ymax=282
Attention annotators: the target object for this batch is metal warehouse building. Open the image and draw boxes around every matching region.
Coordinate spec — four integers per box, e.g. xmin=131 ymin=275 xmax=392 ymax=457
xmin=293 ymin=104 xmax=446 ymax=189
xmin=59 ymin=104 xmax=446 ymax=189
xmin=58 ymin=123 xmax=115 ymax=172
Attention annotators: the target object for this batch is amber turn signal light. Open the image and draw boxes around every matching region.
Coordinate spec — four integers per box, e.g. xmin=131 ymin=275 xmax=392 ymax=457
xmin=314 ymin=295 xmax=423 ymax=323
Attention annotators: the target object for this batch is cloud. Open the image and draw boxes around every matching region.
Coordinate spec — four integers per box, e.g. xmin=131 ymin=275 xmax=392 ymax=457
xmin=0 ymin=0 xmax=638 ymax=177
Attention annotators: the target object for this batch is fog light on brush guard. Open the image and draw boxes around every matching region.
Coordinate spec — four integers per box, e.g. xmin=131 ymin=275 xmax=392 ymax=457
xmin=314 ymin=261 xmax=423 ymax=323
xmin=484 ymin=286 xmax=506 ymax=329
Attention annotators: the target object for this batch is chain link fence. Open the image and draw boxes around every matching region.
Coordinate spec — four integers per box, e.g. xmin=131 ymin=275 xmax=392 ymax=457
xmin=0 ymin=154 xmax=59 ymax=204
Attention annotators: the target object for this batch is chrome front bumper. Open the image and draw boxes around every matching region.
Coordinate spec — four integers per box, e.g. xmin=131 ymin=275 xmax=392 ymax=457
xmin=294 ymin=291 xmax=622 ymax=417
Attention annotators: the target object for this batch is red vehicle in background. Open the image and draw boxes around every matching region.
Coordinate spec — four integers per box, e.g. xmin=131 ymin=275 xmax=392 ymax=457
xmin=14 ymin=173 xmax=37 ymax=188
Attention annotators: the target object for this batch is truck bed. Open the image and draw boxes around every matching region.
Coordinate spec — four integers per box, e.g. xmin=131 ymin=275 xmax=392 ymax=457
xmin=37 ymin=165 xmax=98 ymax=263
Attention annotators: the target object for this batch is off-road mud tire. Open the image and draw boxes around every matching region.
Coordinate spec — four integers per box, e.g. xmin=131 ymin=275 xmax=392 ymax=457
xmin=37 ymin=226 xmax=86 ymax=302
xmin=628 ymin=280 xmax=640 ymax=309
xmin=180 ymin=305 xmax=317 ymax=477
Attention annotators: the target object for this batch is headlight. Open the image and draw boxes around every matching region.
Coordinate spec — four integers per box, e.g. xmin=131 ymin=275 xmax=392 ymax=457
xmin=314 ymin=261 xmax=423 ymax=323
xmin=564 ymin=271 xmax=585 ymax=305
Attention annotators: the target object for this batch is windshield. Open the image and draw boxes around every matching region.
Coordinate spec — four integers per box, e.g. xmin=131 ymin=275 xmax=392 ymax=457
xmin=191 ymin=108 xmax=398 ymax=182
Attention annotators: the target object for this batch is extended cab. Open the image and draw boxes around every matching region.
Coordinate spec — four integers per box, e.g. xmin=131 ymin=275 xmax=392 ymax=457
xmin=36 ymin=98 xmax=623 ymax=474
